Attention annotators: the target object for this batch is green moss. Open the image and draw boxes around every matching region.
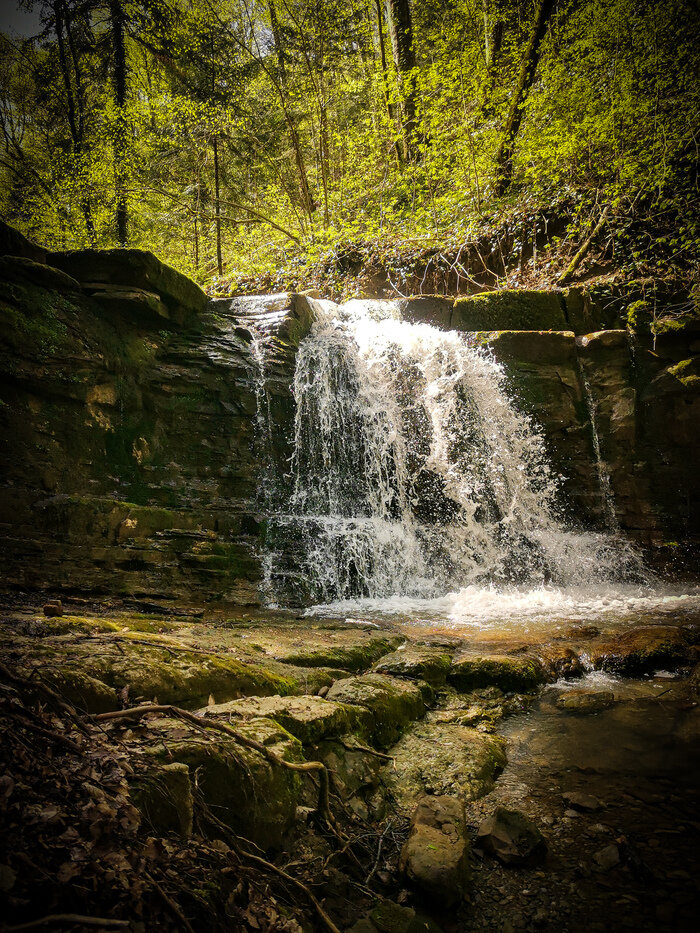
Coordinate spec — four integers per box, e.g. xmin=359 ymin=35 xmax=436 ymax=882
xmin=42 ymin=667 xmax=119 ymax=713
xmin=326 ymin=673 xmax=425 ymax=748
xmin=452 ymin=290 xmax=566 ymax=332
xmin=667 ymin=357 xmax=700 ymax=388
xmin=373 ymin=646 xmax=453 ymax=686
xmin=129 ymin=761 xmax=193 ymax=837
xmin=277 ymin=636 xmax=401 ymax=672
xmin=447 ymin=654 xmax=548 ymax=692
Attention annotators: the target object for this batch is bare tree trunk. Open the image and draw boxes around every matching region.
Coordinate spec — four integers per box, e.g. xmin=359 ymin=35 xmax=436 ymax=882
xmin=385 ymin=0 xmax=418 ymax=162
xmin=213 ymin=137 xmax=223 ymax=275
xmin=268 ymin=0 xmax=315 ymax=222
xmin=373 ymin=0 xmax=403 ymax=166
xmin=493 ymin=0 xmax=555 ymax=195
xmin=110 ymin=0 xmax=128 ymax=246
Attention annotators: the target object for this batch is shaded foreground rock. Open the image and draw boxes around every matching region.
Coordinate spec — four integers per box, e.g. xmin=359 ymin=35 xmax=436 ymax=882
xmin=130 ymin=761 xmax=194 ymax=837
xmin=400 ymin=796 xmax=469 ymax=906
xmin=555 ymin=689 xmax=615 ymax=713
xmin=383 ymin=721 xmax=506 ymax=808
xmin=476 ymin=807 xmax=547 ymax=866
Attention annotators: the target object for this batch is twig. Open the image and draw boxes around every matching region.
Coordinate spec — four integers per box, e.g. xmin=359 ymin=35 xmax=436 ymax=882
xmin=94 ymin=704 xmax=331 ymax=823
xmin=8 ymin=709 xmax=81 ymax=754
xmin=0 ymin=661 xmax=90 ymax=735
xmin=242 ymin=851 xmax=342 ymax=933
xmin=558 ymin=205 xmax=610 ymax=285
xmin=365 ymin=819 xmax=394 ymax=885
xmin=4 ymin=915 xmax=129 ymax=931
xmin=338 ymin=740 xmax=395 ymax=763
xmin=145 ymin=872 xmax=196 ymax=933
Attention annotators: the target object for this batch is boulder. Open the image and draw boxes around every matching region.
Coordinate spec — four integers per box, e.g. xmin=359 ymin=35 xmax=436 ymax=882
xmin=476 ymin=807 xmax=547 ymax=866
xmin=590 ymin=625 xmax=691 ymax=674
xmin=384 ymin=721 xmax=506 ymax=807
xmin=46 ymin=248 xmax=207 ymax=325
xmin=562 ymin=790 xmax=602 ymax=812
xmin=203 ymin=694 xmax=373 ymax=745
xmin=448 ymin=653 xmax=548 ymax=692
xmin=0 ymin=256 xmax=80 ymax=292
xmin=326 ymin=673 xmax=425 ymax=747
xmin=374 ymin=645 xmax=453 ymax=686
xmin=369 ymin=900 xmax=443 ymax=933
xmin=41 ymin=668 xmax=118 ymax=714
xmin=400 ymin=796 xmax=469 ymax=906
xmin=536 ymin=645 xmax=584 ymax=680
xmin=452 ymin=290 xmax=566 ymax=332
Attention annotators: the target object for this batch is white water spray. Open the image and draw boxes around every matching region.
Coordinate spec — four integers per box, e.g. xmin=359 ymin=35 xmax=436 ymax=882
xmin=265 ymin=298 xmax=644 ymax=609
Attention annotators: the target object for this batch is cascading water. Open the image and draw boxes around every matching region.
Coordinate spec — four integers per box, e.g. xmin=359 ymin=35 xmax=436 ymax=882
xmin=263 ymin=298 xmax=652 ymax=620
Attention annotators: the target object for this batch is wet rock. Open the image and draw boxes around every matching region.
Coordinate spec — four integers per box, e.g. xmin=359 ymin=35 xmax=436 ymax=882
xmin=590 ymin=625 xmax=691 ymax=674
xmin=476 ymin=807 xmax=547 ymax=866
xmin=326 ymin=673 xmax=425 ymax=747
xmin=555 ymin=690 xmax=615 ymax=713
xmin=130 ymin=761 xmax=193 ymax=837
xmin=562 ymin=791 xmax=602 ymax=812
xmin=448 ymin=653 xmax=547 ymax=693
xmin=370 ymin=899 xmax=444 ymax=933
xmin=593 ymin=843 xmax=620 ymax=871
xmin=42 ymin=600 xmax=63 ymax=618
xmin=374 ymin=645 xmax=453 ymax=686
xmin=400 ymin=796 xmax=469 ymax=906
xmin=203 ymin=694 xmax=373 ymax=745
xmin=384 ymin=721 xmax=506 ymax=807
xmin=537 ymin=645 xmax=584 ymax=679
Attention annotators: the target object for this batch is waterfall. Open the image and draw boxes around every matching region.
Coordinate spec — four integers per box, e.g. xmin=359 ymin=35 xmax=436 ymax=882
xmin=576 ymin=360 xmax=619 ymax=531
xmin=264 ymin=299 xmax=642 ymax=608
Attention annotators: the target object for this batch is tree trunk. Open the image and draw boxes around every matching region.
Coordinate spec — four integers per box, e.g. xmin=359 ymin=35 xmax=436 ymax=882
xmin=493 ymin=0 xmax=555 ymax=195
xmin=385 ymin=0 xmax=418 ymax=162
xmin=110 ymin=0 xmax=128 ymax=246
xmin=373 ymin=0 xmax=403 ymax=166
xmin=213 ymin=137 xmax=223 ymax=276
xmin=268 ymin=0 xmax=315 ymax=222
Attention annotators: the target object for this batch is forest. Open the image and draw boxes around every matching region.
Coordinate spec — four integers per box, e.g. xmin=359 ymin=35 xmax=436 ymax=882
xmin=1 ymin=0 xmax=699 ymax=295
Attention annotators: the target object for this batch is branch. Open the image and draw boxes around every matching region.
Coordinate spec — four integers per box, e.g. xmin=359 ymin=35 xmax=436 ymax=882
xmin=558 ymin=205 xmax=610 ymax=285
xmin=5 ymin=916 xmax=129 ymax=932
xmin=94 ymin=704 xmax=330 ymax=823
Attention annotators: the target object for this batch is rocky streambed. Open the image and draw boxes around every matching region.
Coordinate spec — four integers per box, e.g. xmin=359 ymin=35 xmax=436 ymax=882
xmin=1 ymin=598 xmax=698 ymax=932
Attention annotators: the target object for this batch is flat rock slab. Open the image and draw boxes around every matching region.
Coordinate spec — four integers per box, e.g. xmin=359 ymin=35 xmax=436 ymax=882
xmin=272 ymin=634 xmax=401 ymax=672
xmin=448 ymin=653 xmax=548 ymax=692
xmin=590 ymin=625 xmax=692 ymax=674
xmin=326 ymin=673 xmax=425 ymax=747
xmin=383 ymin=721 xmax=506 ymax=808
xmin=373 ymin=645 xmax=454 ymax=685
xmin=452 ymin=290 xmax=567 ymax=332
xmin=203 ymin=694 xmax=372 ymax=745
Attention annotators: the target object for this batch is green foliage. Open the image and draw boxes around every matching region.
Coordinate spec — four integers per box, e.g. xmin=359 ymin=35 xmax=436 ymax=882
xmin=0 ymin=0 xmax=697 ymax=288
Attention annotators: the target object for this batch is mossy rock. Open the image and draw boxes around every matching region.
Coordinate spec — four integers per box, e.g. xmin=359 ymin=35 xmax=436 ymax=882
xmin=652 ymin=307 xmax=700 ymax=337
xmin=369 ymin=899 xmax=444 ymax=933
xmin=277 ymin=636 xmax=401 ymax=672
xmin=277 ymin=292 xmax=317 ymax=346
xmin=0 ymin=220 xmax=46 ymax=262
xmin=373 ymin=646 xmax=453 ymax=686
xmin=448 ymin=654 xmax=548 ymax=692
xmin=398 ymin=295 xmax=454 ymax=330
xmin=45 ymin=640 xmax=299 ymax=709
xmin=148 ymin=715 xmax=303 ymax=850
xmin=326 ymin=673 xmax=425 ymax=748
xmin=41 ymin=667 xmax=119 ymax=713
xmin=589 ymin=625 xmax=692 ymax=674
xmin=203 ymin=694 xmax=373 ymax=745
xmin=667 ymin=357 xmax=700 ymax=389
xmin=383 ymin=721 xmax=506 ymax=808
xmin=452 ymin=290 xmax=566 ymax=332
xmin=0 ymin=256 xmax=80 ymax=293
xmin=129 ymin=761 xmax=193 ymax=837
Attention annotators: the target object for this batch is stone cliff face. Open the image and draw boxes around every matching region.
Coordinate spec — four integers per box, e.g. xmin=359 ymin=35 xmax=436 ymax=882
xmin=0 ymin=231 xmax=698 ymax=607
xmin=0 ymin=236 xmax=313 ymax=606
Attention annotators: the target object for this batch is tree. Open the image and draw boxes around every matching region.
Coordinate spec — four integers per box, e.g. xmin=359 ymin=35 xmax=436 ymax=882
xmin=385 ymin=0 xmax=418 ymax=162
